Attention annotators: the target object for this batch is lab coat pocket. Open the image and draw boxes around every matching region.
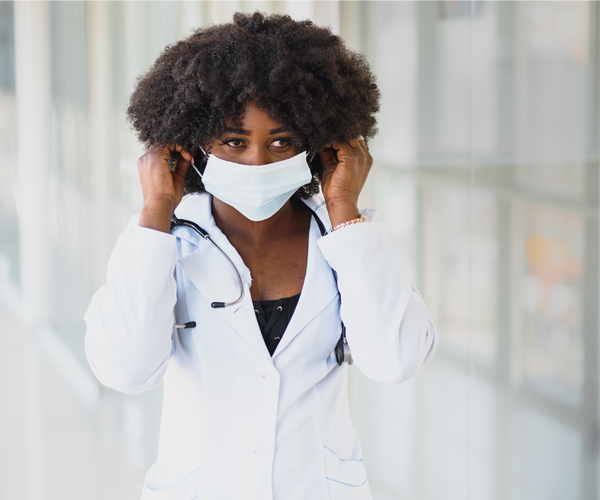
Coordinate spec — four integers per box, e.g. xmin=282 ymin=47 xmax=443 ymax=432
xmin=141 ymin=464 xmax=201 ymax=500
xmin=324 ymin=446 xmax=371 ymax=500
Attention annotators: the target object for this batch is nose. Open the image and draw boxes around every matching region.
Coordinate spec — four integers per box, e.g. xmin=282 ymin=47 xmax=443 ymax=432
xmin=247 ymin=146 xmax=272 ymax=166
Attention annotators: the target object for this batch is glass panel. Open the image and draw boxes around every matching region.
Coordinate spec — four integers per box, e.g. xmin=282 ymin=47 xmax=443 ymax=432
xmin=522 ymin=204 xmax=585 ymax=405
xmin=437 ymin=186 xmax=497 ymax=361
xmin=355 ymin=3 xmax=599 ymax=500
xmin=0 ymin=1 xmax=19 ymax=291
xmin=47 ymin=1 xmax=91 ymax=366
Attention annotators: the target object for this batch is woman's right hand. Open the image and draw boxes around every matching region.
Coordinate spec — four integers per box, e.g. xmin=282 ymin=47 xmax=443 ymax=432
xmin=137 ymin=144 xmax=193 ymax=233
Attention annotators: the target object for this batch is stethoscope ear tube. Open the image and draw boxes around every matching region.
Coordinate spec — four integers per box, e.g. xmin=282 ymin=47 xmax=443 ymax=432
xmin=170 ymin=215 xmax=210 ymax=238
xmin=174 ymin=321 xmax=197 ymax=329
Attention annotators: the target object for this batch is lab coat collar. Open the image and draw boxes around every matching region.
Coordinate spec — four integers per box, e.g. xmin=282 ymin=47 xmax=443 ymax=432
xmin=173 ymin=193 xmax=338 ymax=364
xmin=173 ymin=193 xmax=332 ymax=242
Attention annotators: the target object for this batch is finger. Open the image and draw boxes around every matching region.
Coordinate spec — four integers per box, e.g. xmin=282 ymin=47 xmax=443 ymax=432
xmin=172 ymin=155 xmax=191 ymax=183
xmin=357 ymin=138 xmax=369 ymax=154
xmin=332 ymin=140 xmax=360 ymax=152
xmin=345 ymin=136 xmax=366 ymax=150
xmin=174 ymin=152 xmax=191 ymax=171
xmin=332 ymin=140 xmax=364 ymax=160
xmin=146 ymin=143 xmax=175 ymax=162
xmin=319 ymin=148 xmax=337 ymax=168
xmin=165 ymin=143 xmax=193 ymax=158
xmin=164 ymin=144 xmax=194 ymax=165
xmin=179 ymin=149 xmax=194 ymax=162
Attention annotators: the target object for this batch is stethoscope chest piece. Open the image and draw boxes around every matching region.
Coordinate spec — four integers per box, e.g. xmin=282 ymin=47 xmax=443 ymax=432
xmin=334 ymin=325 xmax=353 ymax=366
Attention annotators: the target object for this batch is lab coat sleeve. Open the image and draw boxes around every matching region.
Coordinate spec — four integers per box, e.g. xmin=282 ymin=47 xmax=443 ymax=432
xmin=84 ymin=215 xmax=178 ymax=394
xmin=317 ymin=221 xmax=437 ymax=384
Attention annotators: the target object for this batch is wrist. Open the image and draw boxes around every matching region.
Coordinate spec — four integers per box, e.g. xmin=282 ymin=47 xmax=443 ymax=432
xmin=144 ymin=194 xmax=175 ymax=210
xmin=326 ymin=200 xmax=360 ymax=228
xmin=140 ymin=196 xmax=175 ymax=234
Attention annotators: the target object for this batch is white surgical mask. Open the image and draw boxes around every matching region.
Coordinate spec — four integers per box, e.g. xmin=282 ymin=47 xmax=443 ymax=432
xmin=192 ymin=151 xmax=312 ymax=222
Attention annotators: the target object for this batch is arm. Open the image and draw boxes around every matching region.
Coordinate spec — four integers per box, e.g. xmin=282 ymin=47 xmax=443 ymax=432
xmin=318 ymin=220 xmax=436 ymax=383
xmin=319 ymin=138 xmax=436 ymax=383
xmin=84 ymin=217 xmax=178 ymax=394
xmin=84 ymin=144 xmax=193 ymax=394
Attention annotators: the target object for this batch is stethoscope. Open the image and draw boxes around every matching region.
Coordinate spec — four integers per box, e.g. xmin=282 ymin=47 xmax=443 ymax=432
xmin=170 ymin=208 xmax=353 ymax=366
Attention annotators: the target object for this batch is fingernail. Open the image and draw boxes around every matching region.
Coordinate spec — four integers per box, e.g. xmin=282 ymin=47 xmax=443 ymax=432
xmin=357 ymin=135 xmax=365 ymax=141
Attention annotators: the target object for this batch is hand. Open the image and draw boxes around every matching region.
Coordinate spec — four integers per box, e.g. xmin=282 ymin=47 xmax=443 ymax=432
xmin=137 ymin=143 xmax=193 ymax=233
xmin=319 ymin=137 xmax=372 ymax=227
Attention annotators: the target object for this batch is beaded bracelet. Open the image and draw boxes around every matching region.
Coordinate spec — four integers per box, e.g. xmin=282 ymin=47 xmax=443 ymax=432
xmin=329 ymin=214 xmax=370 ymax=234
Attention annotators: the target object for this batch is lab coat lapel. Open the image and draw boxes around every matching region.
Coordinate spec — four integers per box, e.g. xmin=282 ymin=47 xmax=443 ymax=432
xmin=178 ymin=245 xmax=272 ymax=364
xmin=174 ymin=195 xmax=272 ymax=364
xmin=273 ymin=207 xmax=338 ymax=357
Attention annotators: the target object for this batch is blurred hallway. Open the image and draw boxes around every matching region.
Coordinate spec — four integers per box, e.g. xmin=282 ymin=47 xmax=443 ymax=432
xmin=0 ymin=303 xmax=159 ymax=499
xmin=0 ymin=2 xmax=598 ymax=499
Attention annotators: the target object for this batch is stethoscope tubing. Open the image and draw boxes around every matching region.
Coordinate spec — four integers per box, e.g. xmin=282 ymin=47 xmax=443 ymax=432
xmin=206 ymin=239 xmax=245 ymax=308
xmin=170 ymin=208 xmax=352 ymax=365
xmin=171 ymin=215 xmax=245 ymax=309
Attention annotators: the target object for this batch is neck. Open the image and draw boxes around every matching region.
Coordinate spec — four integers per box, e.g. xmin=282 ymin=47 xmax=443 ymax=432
xmin=211 ymin=197 xmax=305 ymax=244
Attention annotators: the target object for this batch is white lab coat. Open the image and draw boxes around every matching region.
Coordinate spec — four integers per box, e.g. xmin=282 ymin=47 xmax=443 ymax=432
xmin=84 ymin=192 xmax=436 ymax=500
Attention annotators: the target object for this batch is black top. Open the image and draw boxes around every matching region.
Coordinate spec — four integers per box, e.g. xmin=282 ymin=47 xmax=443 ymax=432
xmin=253 ymin=293 xmax=301 ymax=356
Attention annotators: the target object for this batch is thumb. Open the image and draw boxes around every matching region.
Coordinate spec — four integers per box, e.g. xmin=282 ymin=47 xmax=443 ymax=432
xmin=320 ymin=148 xmax=337 ymax=170
xmin=179 ymin=149 xmax=194 ymax=162
xmin=172 ymin=154 xmax=192 ymax=192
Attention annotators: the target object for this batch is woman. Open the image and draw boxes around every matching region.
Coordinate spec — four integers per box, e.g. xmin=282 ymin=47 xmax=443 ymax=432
xmin=84 ymin=12 xmax=436 ymax=500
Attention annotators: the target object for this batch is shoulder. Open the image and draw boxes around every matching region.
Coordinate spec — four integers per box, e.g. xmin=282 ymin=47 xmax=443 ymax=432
xmin=175 ymin=193 xmax=212 ymax=222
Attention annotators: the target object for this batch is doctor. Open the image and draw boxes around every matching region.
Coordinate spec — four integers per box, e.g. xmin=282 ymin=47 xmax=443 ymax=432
xmin=84 ymin=12 xmax=436 ymax=500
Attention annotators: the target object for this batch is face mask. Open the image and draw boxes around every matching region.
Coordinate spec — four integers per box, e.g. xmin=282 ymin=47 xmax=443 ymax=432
xmin=191 ymin=151 xmax=313 ymax=222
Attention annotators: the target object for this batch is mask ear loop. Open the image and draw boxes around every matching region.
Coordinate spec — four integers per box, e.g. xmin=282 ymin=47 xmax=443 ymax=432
xmin=191 ymin=145 xmax=208 ymax=179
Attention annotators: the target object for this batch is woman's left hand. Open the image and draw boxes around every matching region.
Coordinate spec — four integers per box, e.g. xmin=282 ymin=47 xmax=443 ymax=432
xmin=320 ymin=138 xmax=372 ymax=227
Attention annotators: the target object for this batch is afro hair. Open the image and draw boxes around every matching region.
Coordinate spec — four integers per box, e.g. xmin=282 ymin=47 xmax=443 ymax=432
xmin=127 ymin=11 xmax=380 ymax=198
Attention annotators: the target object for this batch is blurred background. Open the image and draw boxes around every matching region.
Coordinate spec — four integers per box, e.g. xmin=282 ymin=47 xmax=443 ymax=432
xmin=0 ymin=1 xmax=598 ymax=499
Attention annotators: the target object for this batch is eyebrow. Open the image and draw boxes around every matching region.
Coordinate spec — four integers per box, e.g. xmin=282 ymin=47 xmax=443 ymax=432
xmin=268 ymin=127 xmax=288 ymax=134
xmin=223 ymin=127 xmax=251 ymax=135
xmin=222 ymin=126 xmax=289 ymax=135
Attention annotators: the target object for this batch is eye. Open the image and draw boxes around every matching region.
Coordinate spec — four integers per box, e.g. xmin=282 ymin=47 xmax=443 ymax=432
xmin=270 ymin=138 xmax=291 ymax=148
xmin=223 ymin=138 xmax=245 ymax=148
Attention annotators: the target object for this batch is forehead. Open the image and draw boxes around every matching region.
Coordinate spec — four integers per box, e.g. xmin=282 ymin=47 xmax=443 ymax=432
xmin=227 ymin=102 xmax=286 ymax=133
